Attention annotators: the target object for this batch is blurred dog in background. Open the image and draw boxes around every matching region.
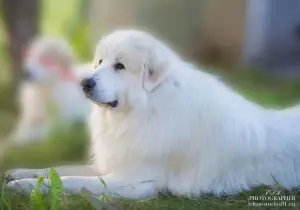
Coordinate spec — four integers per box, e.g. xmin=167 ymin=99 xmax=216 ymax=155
xmin=9 ymin=37 xmax=91 ymax=144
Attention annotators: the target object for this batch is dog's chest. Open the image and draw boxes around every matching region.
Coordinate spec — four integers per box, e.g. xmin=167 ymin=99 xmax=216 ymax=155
xmin=89 ymin=107 xmax=195 ymax=175
xmin=89 ymin=110 xmax=148 ymax=172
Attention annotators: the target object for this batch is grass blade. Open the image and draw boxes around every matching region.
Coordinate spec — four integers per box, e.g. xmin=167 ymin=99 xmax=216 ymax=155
xmin=30 ymin=177 xmax=46 ymax=210
xmin=49 ymin=168 xmax=63 ymax=210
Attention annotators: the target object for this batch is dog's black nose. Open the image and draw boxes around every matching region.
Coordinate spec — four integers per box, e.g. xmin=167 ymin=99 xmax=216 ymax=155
xmin=81 ymin=78 xmax=96 ymax=92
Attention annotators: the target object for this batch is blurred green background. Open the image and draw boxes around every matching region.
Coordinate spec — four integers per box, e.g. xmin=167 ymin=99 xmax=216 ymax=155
xmin=0 ymin=0 xmax=91 ymax=169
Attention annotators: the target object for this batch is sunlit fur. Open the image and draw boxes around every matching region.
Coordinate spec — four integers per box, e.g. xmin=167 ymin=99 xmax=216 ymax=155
xmin=89 ymin=29 xmax=300 ymax=197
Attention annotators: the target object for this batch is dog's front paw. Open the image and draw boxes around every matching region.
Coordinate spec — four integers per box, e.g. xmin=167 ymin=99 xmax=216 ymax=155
xmin=5 ymin=169 xmax=48 ymax=181
xmin=7 ymin=178 xmax=50 ymax=195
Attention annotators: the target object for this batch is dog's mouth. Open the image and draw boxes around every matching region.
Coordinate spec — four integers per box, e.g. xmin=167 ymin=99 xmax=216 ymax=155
xmin=98 ymin=100 xmax=118 ymax=108
xmin=106 ymin=100 xmax=118 ymax=108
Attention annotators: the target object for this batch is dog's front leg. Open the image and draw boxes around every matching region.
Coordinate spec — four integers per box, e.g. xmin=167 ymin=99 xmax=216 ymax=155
xmin=7 ymin=175 xmax=158 ymax=200
xmin=5 ymin=164 xmax=98 ymax=180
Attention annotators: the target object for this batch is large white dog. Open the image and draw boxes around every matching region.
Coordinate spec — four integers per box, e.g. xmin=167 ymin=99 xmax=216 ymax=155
xmin=9 ymin=37 xmax=91 ymax=144
xmin=6 ymin=30 xmax=300 ymax=199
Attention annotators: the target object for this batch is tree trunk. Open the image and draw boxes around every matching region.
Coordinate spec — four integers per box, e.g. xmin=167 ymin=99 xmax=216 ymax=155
xmin=1 ymin=0 xmax=40 ymax=98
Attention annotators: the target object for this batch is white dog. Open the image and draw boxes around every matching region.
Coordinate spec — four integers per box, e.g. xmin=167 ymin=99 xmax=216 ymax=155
xmin=9 ymin=37 xmax=91 ymax=144
xmin=6 ymin=30 xmax=300 ymax=200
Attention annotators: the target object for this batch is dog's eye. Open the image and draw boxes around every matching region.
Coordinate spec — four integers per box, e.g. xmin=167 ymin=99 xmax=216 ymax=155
xmin=114 ymin=62 xmax=125 ymax=70
xmin=98 ymin=59 xmax=103 ymax=65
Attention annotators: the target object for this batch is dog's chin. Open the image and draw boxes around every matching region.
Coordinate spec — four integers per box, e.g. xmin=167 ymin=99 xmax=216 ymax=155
xmin=85 ymin=94 xmax=118 ymax=108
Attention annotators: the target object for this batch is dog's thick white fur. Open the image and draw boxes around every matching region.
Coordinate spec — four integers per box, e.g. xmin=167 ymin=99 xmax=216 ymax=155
xmin=6 ymin=30 xmax=300 ymax=199
xmin=9 ymin=37 xmax=91 ymax=144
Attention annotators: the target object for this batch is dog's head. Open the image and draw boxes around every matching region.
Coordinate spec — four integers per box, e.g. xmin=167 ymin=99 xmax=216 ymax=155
xmin=82 ymin=30 xmax=178 ymax=110
xmin=23 ymin=37 xmax=75 ymax=84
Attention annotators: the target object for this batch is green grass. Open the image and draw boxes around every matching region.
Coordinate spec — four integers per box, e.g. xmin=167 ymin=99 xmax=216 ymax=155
xmin=1 ymin=68 xmax=300 ymax=209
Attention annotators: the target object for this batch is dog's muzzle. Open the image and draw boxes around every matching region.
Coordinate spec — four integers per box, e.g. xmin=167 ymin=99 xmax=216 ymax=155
xmin=81 ymin=78 xmax=118 ymax=108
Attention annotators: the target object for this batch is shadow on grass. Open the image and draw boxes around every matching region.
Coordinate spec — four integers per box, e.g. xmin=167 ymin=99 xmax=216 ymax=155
xmin=1 ymin=186 xmax=299 ymax=210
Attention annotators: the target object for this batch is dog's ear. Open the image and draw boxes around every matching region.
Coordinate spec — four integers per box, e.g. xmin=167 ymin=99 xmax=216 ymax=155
xmin=141 ymin=51 xmax=170 ymax=92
